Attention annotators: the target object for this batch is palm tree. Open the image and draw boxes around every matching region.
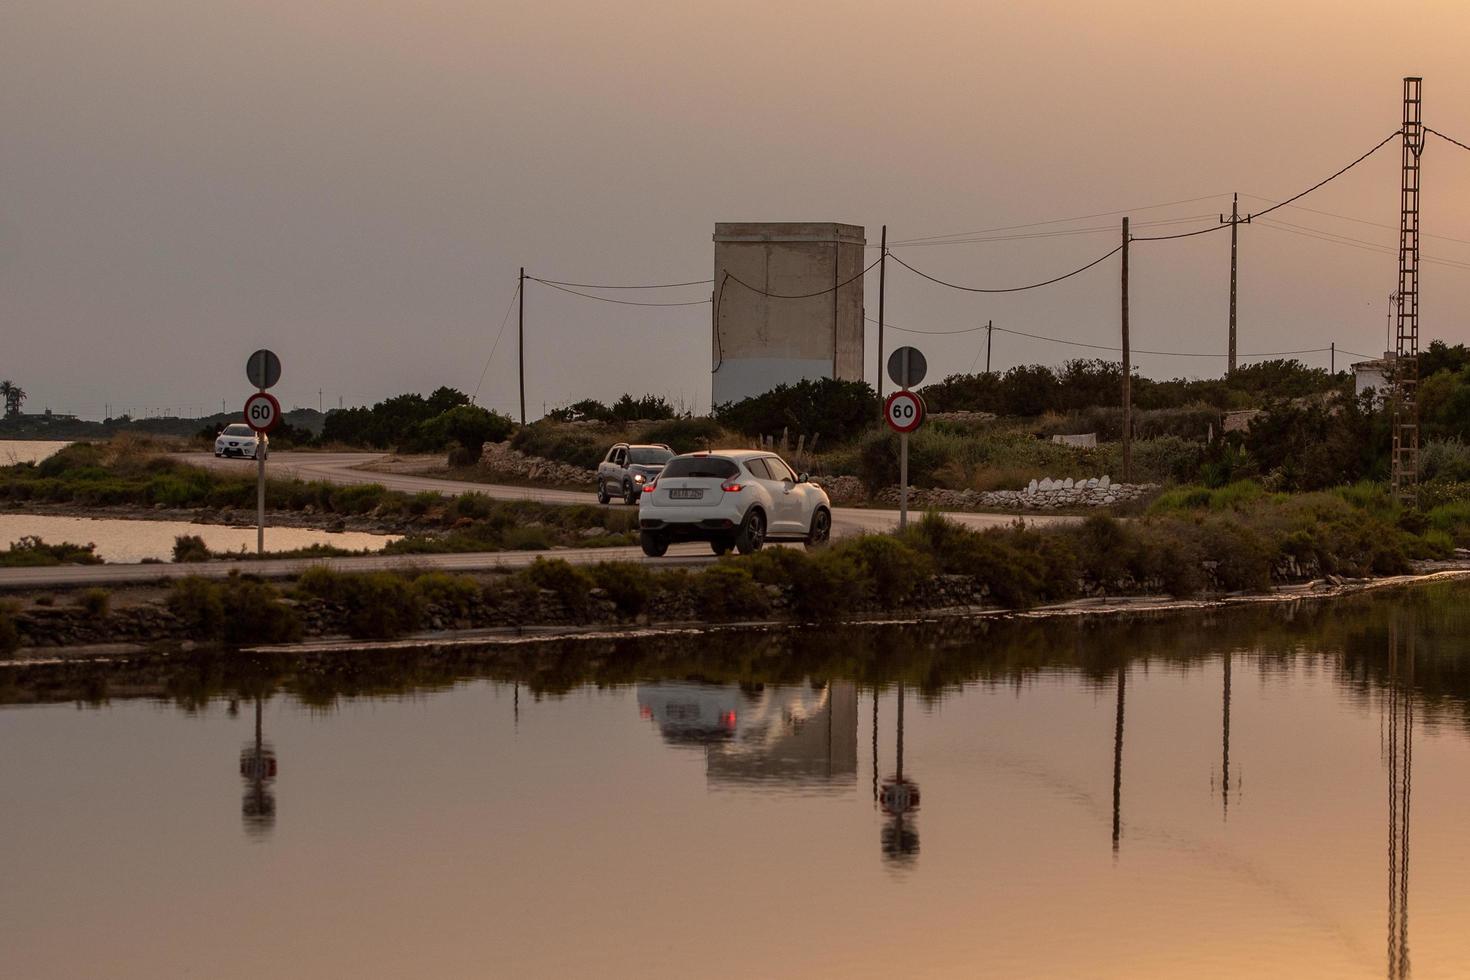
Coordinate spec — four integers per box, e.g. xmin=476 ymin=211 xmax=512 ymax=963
xmin=1 ymin=381 xmax=26 ymax=418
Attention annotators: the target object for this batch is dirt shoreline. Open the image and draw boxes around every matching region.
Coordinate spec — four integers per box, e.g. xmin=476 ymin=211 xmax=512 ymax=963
xmin=7 ymin=563 xmax=1468 ymax=667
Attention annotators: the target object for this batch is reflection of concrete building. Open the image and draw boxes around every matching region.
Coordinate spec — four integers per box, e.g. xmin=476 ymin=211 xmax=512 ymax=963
xmin=637 ymin=681 xmax=858 ymax=789
xmin=711 ymin=222 xmax=866 ymax=406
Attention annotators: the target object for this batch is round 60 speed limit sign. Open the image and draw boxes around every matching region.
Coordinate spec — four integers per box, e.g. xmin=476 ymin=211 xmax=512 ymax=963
xmin=884 ymin=390 xmax=925 ymax=433
xmin=243 ymin=392 xmax=282 ymax=434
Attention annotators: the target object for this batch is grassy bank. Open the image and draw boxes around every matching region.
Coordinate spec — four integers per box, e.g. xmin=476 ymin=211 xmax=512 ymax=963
xmin=9 ymin=481 xmax=1468 ymax=654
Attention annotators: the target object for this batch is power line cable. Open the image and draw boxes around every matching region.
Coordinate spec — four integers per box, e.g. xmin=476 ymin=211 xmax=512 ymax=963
xmin=888 ymin=214 xmax=1217 ymax=248
xmin=1238 ymin=193 xmax=1470 ymax=247
xmin=531 ymin=279 xmax=711 ymax=307
xmin=529 ymin=276 xmax=713 ymax=289
xmin=890 ymin=245 xmax=1122 ymax=294
xmin=721 ymin=256 xmax=883 ymax=300
xmin=1132 ymin=130 xmax=1402 ymax=241
xmin=888 ymin=194 xmax=1230 ymax=246
xmin=1255 ymin=218 xmax=1470 ymax=270
xmin=471 ymin=280 xmax=521 ymax=403
xmin=869 ymin=314 xmax=1338 ymax=358
xmin=1426 ymin=127 xmax=1470 ymax=154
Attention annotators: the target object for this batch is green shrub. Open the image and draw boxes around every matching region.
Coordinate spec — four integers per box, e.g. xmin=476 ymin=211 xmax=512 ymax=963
xmin=510 ymin=423 xmax=611 ymax=470
xmin=0 ymin=536 xmax=104 ymax=567
xmin=637 ymin=416 xmax=726 ymax=453
xmin=839 ymin=535 xmax=934 ymax=605
xmin=713 ymin=377 xmax=878 ymax=444
xmin=448 ymin=492 xmax=494 ymax=521
xmin=1419 ymin=439 xmax=1470 ymax=482
xmin=329 ymin=483 xmax=387 ymax=515
xmin=587 ymin=562 xmax=661 ymax=619
xmin=525 ymin=558 xmax=595 ymax=618
xmin=412 ymin=572 xmax=482 ymax=620
xmin=172 ymin=534 xmax=210 ymax=563
xmin=168 ymin=577 xmax=226 ymax=636
xmin=1427 ymin=501 xmax=1470 ymax=545
xmin=76 ymin=588 xmax=111 ymax=618
xmin=219 ymin=575 xmax=302 ymax=644
xmin=407 ymin=491 xmax=441 ymax=516
xmin=295 ymin=567 xmax=422 ymax=638
xmin=501 ymin=525 xmax=554 ymax=551
xmin=689 ymin=563 xmax=772 ymax=619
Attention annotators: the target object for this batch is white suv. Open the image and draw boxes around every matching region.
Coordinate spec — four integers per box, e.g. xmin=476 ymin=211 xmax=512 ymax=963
xmin=637 ymin=450 xmax=832 ymax=557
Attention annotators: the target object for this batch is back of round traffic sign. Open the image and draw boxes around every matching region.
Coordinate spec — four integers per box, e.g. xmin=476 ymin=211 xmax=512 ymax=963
xmin=886 ymin=346 xmax=927 ymax=388
xmin=246 ymin=349 xmax=282 ymax=390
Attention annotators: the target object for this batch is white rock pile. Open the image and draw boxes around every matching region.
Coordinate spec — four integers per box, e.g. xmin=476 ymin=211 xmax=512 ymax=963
xmin=871 ymin=475 xmax=1156 ymax=511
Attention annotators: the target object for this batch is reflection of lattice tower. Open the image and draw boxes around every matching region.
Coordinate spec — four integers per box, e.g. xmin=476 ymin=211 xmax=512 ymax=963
xmin=1392 ymin=77 xmax=1424 ymax=504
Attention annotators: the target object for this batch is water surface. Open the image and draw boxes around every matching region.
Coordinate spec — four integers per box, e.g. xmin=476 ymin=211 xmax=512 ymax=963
xmin=0 ymin=513 xmax=399 ymax=562
xmin=3 ymin=586 xmax=1468 ymax=978
xmin=0 ymin=439 xmax=69 ymax=465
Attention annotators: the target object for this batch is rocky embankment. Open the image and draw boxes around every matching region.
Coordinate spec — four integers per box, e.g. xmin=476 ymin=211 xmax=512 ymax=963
xmin=815 ymin=474 xmax=1156 ymax=511
xmin=478 ymin=442 xmax=597 ymax=486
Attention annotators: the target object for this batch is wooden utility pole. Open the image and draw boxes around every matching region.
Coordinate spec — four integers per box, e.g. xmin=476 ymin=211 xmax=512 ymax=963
xmin=1121 ymin=217 xmax=1132 ymax=482
xmin=518 ymin=267 xmax=527 ymax=425
xmin=1220 ymin=193 xmax=1245 ymax=374
xmin=877 ymin=225 xmax=887 ymax=399
xmin=985 ymin=319 xmax=994 ymax=373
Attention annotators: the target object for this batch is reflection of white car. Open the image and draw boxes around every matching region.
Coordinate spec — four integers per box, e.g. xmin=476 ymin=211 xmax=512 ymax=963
xmin=215 ymin=423 xmax=266 ymax=459
xmin=637 ymin=450 xmax=831 ymax=557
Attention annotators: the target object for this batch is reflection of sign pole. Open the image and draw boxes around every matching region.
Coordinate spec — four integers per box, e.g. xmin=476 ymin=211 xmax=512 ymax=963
xmin=239 ymin=696 xmax=278 ymax=837
xmin=885 ymin=347 xmax=927 ymax=532
xmin=244 ymin=350 xmax=282 ymax=556
xmin=880 ymin=682 xmax=920 ymax=865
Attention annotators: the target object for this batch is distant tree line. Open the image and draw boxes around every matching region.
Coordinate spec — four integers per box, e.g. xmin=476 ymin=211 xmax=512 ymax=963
xmin=320 ymin=386 xmax=513 ymax=462
xmin=919 ymin=358 xmax=1346 ymax=416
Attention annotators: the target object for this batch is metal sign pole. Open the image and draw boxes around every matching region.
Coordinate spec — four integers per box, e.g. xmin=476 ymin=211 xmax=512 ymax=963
xmin=255 ymin=351 xmax=266 ymax=556
xmin=899 ymin=348 xmax=910 ymax=531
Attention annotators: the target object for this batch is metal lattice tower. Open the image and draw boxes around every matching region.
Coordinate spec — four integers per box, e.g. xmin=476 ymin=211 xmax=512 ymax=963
xmin=1391 ymin=77 xmax=1424 ymax=504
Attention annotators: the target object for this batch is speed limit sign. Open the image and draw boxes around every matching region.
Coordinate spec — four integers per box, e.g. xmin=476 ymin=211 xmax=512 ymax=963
xmin=243 ymin=392 xmax=282 ymax=434
xmin=884 ymin=390 xmax=925 ymax=434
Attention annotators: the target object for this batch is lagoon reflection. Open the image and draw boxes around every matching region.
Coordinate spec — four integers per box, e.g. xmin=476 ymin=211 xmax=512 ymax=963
xmin=5 ymin=585 xmax=1470 ymax=978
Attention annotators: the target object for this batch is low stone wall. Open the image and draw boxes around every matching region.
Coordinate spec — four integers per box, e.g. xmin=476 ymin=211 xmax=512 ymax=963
xmin=817 ymin=474 xmax=1156 ymax=511
xmin=477 ymin=441 xmax=597 ymax=487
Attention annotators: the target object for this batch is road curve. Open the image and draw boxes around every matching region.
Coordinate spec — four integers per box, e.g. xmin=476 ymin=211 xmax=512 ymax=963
xmin=0 ymin=452 xmax=1076 ymax=589
xmin=184 ymin=451 xmax=1077 ymax=536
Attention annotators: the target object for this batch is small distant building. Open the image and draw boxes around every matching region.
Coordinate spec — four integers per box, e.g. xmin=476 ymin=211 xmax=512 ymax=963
xmin=1353 ymin=352 xmax=1395 ymax=402
xmin=711 ymin=222 xmax=866 ymax=406
xmin=1050 ymin=433 xmax=1097 ymax=448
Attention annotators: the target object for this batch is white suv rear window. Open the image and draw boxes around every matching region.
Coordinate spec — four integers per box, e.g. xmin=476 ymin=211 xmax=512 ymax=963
xmin=661 ymin=457 xmax=738 ymax=479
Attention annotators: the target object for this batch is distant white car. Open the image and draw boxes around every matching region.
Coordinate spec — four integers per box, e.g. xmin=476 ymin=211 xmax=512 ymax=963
xmin=215 ymin=423 xmax=266 ymax=459
xmin=637 ymin=449 xmax=832 ymax=556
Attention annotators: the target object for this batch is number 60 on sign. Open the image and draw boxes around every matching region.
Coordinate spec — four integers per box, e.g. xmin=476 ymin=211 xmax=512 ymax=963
xmin=244 ymin=392 xmax=282 ymax=434
xmin=884 ymin=390 xmax=925 ymax=434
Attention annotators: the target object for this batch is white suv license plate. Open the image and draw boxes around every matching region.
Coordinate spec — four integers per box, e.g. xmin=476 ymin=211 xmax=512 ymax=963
xmin=669 ymin=488 xmax=703 ymax=499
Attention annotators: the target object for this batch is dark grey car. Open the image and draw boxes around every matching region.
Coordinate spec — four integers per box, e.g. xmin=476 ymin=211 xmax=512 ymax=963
xmin=597 ymin=443 xmax=673 ymax=505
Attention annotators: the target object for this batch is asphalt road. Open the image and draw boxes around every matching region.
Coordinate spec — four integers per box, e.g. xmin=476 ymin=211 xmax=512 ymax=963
xmin=0 ymin=452 xmax=1075 ymax=588
xmin=186 ymin=451 xmax=1070 ymax=536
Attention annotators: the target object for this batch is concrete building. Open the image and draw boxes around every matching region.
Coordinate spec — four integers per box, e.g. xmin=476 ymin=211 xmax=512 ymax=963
xmin=711 ymin=222 xmax=866 ymax=406
xmin=1353 ymin=352 xmax=1395 ymax=403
